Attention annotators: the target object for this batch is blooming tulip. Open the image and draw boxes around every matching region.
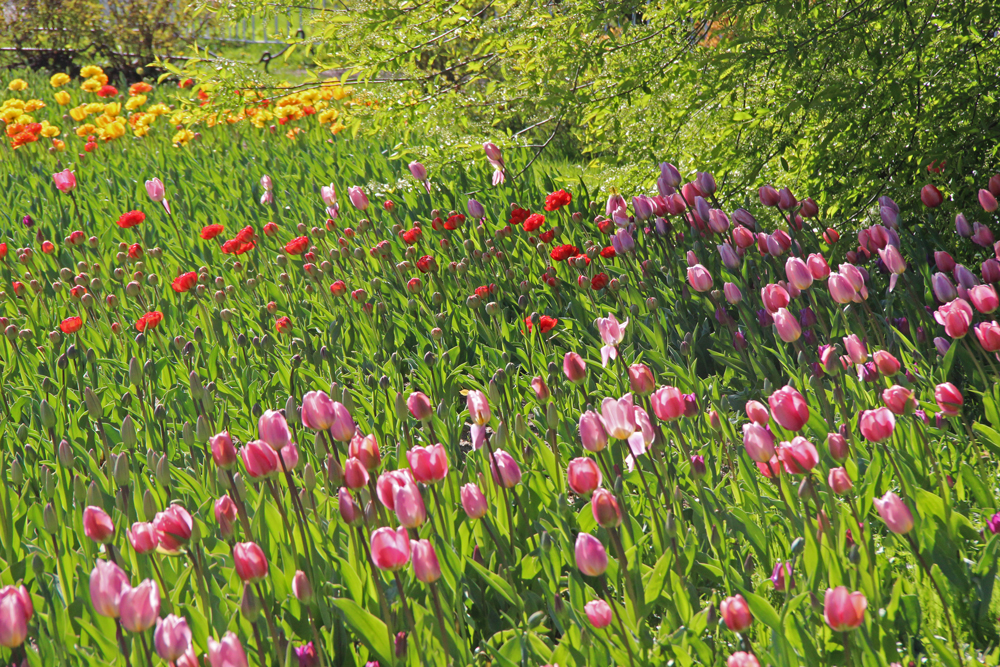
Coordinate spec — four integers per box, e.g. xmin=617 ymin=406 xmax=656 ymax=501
xmin=785 ymin=257 xmax=813 ymax=290
xmin=687 ymin=264 xmax=713 ymax=292
xmin=233 ymin=542 xmax=269 ymax=582
xmin=745 ymin=400 xmax=769 ymax=425
xmin=584 ymin=599 xmax=613 ymax=628
xmin=720 ymin=594 xmax=752 ymax=632
xmin=579 ymin=410 xmax=609 ymax=452
xmin=120 ymin=579 xmax=160 ymax=632
xmin=596 ymin=313 xmax=628 ymax=367
xmin=934 ymin=382 xmax=963 ymax=416
xmin=376 ymin=470 xmax=414 ymax=510
xmin=490 ymin=449 xmax=522 ymax=488
xmin=371 ymin=527 xmax=411 ymax=570
xmin=567 ymin=457 xmax=602 ymax=495
xmin=53 ymin=169 xmax=76 ymax=193
xmin=859 ymin=407 xmax=896 ymax=442
xmin=970 ymin=285 xmax=999 ymax=314
xmin=301 ymin=391 xmax=337 ymax=430
xmin=773 ymin=308 xmax=801 ymax=342
xmin=824 ymin=587 xmax=867 ymax=631
xmin=728 ymin=652 xmax=762 ymax=667
xmin=467 ymin=390 xmax=491 ymax=428
xmin=873 ymin=350 xmax=900 ymax=375
xmin=759 ymin=284 xmax=790 ymax=313
xmin=154 ymin=504 xmax=193 ymax=553
xmin=407 ymin=392 xmax=433 ymax=420
xmin=742 ymin=423 xmax=775 ymax=462
xmin=84 ymin=505 xmax=115 ymax=543
xmin=651 ymin=385 xmax=686 ymax=421
xmin=349 ymin=432 xmax=381 ymax=471
xmin=210 ymin=431 xmax=238 ymax=468
xmin=828 ymin=467 xmax=853 ymax=494
xmin=90 ymin=560 xmax=130 ymax=618
xmin=882 ymin=385 xmax=916 ymax=415
xmin=208 ymin=632 xmax=249 ymax=667
xmin=600 ymin=395 xmax=636 ymax=440
xmin=127 ymin=522 xmax=159 ymax=554
xmin=0 ymin=585 xmax=33 ymax=648
xmin=575 ymin=533 xmax=608 ymax=576
xmin=410 ymin=539 xmax=441 ymax=583
xmin=976 ymin=321 xmax=1000 ymax=352
xmin=155 ymin=615 xmax=192 ymax=663
xmin=627 ymin=363 xmax=655 ymax=395
xmin=348 ymin=186 xmax=369 ymax=210
xmin=407 ymin=443 xmax=448 ymax=483
xmin=343 ymin=457 xmax=370 ymax=489
xmin=241 ymin=440 xmax=279 ymax=478
xmin=460 ymin=483 xmax=488 ymax=519
xmin=934 ymin=298 xmax=973 ymax=338
xmin=768 ymin=385 xmax=809 ymax=431
xmin=777 ymin=436 xmax=818 ymax=474
xmin=258 ymin=409 xmax=291 ymax=450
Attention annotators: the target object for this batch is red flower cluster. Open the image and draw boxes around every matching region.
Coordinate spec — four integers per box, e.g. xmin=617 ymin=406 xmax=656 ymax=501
xmin=544 ymin=189 xmax=572 ymax=212
xmin=117 ymin=210 xmax=145 ymax=229
xmin=275 ymin=316 xmax=292 ymax=334
xmin=97 ymin=85 xmax=119 ymax=98
xmin=445 ymin=213 xmax=465 ymax=231
xmin=200 ymin=224 xmax=224 ymax=240
xmin=128 ymin=243 xmax=143 ymax=259
xmin=597 ymin=218 xmax=614 ymax=235
xmin=416 ymin=255 xmax=436 ymax=273
xmin=330 ymin=280 xmax=347 ymax=297
xmin=550 ymin=244 xmax=579 ymax=262
xmin=60 ymin=316 xmax=83 ymax=334
xmin=509 ymin=207 xmax=531 ymax=226
xmin=222 ymin=226 xmax=257 ymax=255
xmin=8 ymin=122 xmax=41 ymax=148
xmin=401 ymin=228 xmax=422 ymax=245
xmin=474 ymin=284 xmax=497 ymax=299
xmin=590 ymin=273 xmax=610 ymax=290
xmin=129 ymin=82 xmax=153 ymax=95
xmin=285 ymin=236 xmax=309 ymax=255
xmin=525 ymin=315 xmax=558 ymax=334
xmin=600 ymin=246 xmax=616 ymax=259
xmin=171 ymin=271 xmax=198 ymax=293
xmin=136 ymin=311 xmax=164 ymax=332
xmin=523 ymin=214 xmax=545 ymax=233
xmin=539 ymin=230 xmax=555 ymax=244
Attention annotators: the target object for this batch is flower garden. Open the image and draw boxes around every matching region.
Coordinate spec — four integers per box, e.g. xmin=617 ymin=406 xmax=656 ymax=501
xmin=1 ymin=67 xmax=1000 ymax=667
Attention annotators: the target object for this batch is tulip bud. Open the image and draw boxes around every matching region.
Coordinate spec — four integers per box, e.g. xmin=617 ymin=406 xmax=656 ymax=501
xmin=58 ymin=439 xmax=74 ymax=469
xmin=85 ymin=386 xmax=103 ymax=419
xmin=156 ymin=455 xmax=170 ymax=487
xmin=113 ymin=453 xmax=131 ymax=486
xmin=143 ymin=489 xmax=157 ymax=521
xmin=40 ymin=399 xmax=56 ymax=430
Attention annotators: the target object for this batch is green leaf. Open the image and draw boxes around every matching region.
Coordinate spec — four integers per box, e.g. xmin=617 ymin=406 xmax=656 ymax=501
xmin=330 ymin=598 xmax=393 ymax=666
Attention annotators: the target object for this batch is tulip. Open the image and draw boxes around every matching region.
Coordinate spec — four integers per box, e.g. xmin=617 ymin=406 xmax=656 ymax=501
xmin=954 ymin=213 xmax=973 ymax=238
xmin=600 ymin=395 xmax=636 ymax=440
xmin=407 ymin=443 xmax=448 ymax=483
xmin=120 ymin=579 xmax=160 ymax=632
xmin=407 ymin=392 xmax=433 ymax=420
xmin=758 ymin=185 xmax=779 ymax=206
xmin=585 ymin=599 xmax=613 ymax=628
xmin=289 ymin=570 xmax=314 ymax=605
xmin=934 ymin=298 xmax=973 ymax=338
xmin=920 ymin=184 xmax=943 ymax=207
xmin=761 ymin=284 xmax=791 ymax=316
xmin=785 ymin=257 xmax=813 ymax=290
xmin=208 ymin=632 xmax=249 ymax=667
xmin=718 ymin=242 xmax=740 ymax=269
xmin=768 ymin=385 xmax=809 ymax=431
xmin=842 ymin=334 xmax=867 ymax=365
xmin=301 ymin=390 xmax=337 ymax=430
xmin=338 ymin=487 xmax=364 ymax=526
xmin=210 ymin=431 xmax=238 ymax=468
xmin=410 ymin=539 xmax=441 ymax=583
xmin=932 ymin=272 xmax=958 ymax=303
xmin=728 ymin=652 xmax=762 ymax=667
xmin=974 ymin=222 xmax=996 ymax=248
xmin=90 ymin=560 xmax=130 ymax=618
xmin=490 ymin=449 xmax=522 ymax=488
xmin=320 ymin=183 xmax=337 ymax=206
xmin=873 ymin=350 xmax=900 ymax=375
xmin=976 ymin=321 xmax=1000 ymax=352
xmin=882 ymin=385 xmax=916 ymax=415
xmin=145 ymin=178 xmax=170 ymax=213
xmin=467 ymin=390 xmax=491 ymax=428
xmin=233 ymin=542 xmax=269 ymax=582
xmin=0 ymin=585 xmax=33 ymax=648
xmin=980 ymin=188 xmax=999 ymax=212
xmin=826 ymin=432 xmax=848 ymax=462
xmin=53 ymin=168 xmax=77 ymax=193
xmin=348 ymin=186 xmax=369 ymax=210
xmin=859 ymin=407 xmax=895 ymax=442
xmin=720 ymin=594 xmax=752 ymax=632
xmin=579 ymin=410 xmax=609 ymax=452
xmin=155 ymin=615 xmax=192 ymax=663
xmin=376 ymin=470 xmax=414 ymax=510
xmin=567 ymin=457 xmax=602 ymax=495
xmin=777 ymin=436 xmax=818 ymax=474
xmin=408 ymin=160 xmax=428 ymax=183
xmin=591 ymin=488 xmax=622 ymax=528
xmin=459 ymin=483 xmax=488 ymax=520
xmin=724 ymin=282 xmax=742 ymax=304
xmin=651 ymin=385 xmax=686 ymax=421
xmin=483 ymin=141 xmax=503 ymax=164
xmin=127 ymin=521 xmax=159 ymax=554
xmin=828 ymin=273 xmax=856 ymax=303
xmin=563 ymin=351 xmax=588 ymax=383
xmin=826 ymin=467 xmax=852 ymax=494
xmin=733 ymin=225 xmax=755 ymax=248
xmin=370 ymin=526 xmax=411 ymax=570
xmin=84 ymin=505 xmax=115 ymax=543
xmin=575 ymin=533 xmax=608 ymax=576
xmin=659 ymin=162 xmax=682 ymax=188
xmin=241 ymin=439 xmax=279 ymax=478
xmin=258 ymin=409 xmax=291 ymax=450
xmin=467 ymin=198 xmax=485 ymax=219
xmin=742 ymin=423 xmax=775 ymax=462
xmin=215 ymin=495 xmax=238 ymax=538
xmin=627 ymin=363 xmax=655 ymax=395
xmin=596 ymin=313 xmax=628 ymax=367
xmin=970 ymin=285 xmax=1000 ymax=313
xmin=343 ymin=457 xmax=370 ymax=489
xmin=824 ymin=587 xmax=867 ymax=631
xmin=983 ymin=259 xmax=1000 ymax=284
xmin=743 ymin=400 xmax=768 ymax=425
xmin=770 ymin=561 xmax=793 ymax=592
xmin=687 ymin=264 xmax=713 ymax=292
xmin=154 ymin=504 xmax=193 ymax=553
xmin=530 ymin=376 xmax=549 ymax=401
xmin=773 ymin=308 xmax=801 ymax=342
xmin=935 ymin=382 xmax=963 ymax=416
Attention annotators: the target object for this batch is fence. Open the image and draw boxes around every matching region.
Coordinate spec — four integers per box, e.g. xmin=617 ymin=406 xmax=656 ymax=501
xmin=200 ymin=3 xmax=330 ymax=45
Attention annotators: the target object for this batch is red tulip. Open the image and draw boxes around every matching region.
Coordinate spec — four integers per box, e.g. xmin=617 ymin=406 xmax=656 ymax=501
xmin=171 ymin=271 xmax=198 ymax=293
xmin=154 ymin=504 xmax=193 ymax=554
xmin=969 ymin=285 xmax=999 ymax=314
xmin=591 ymin=488 xmax=621 ymax=528
xmin=376 ymin=470 xmax=414 ymax=510
xmin=233 ymin=542 xmax=269 ymax=582
xmin=406 ymin=443 xmax=448 ymax=483
xmin=920 ymin=184 xmax=943 ymax=207
xmin=370 ymin=526 xmax=411 ymax=570
xmin=768 ymin=385 xmax=809 ymax=431
xmin=584 ymin=599 xmax=612 ymax=628
xmin=343 ymin=457 xmax=370 ymax=489
xmin=761 ymin=283 xmax=790 ymax=314
xmin=348 ymin=432 xmax=381 ymax=471
xmin=859 ymin=407 xmax=895 ymax=442
xmin=824 ymin=587 xmax=866 ymax=631
xmin=575 ymin=533 xmax=608 ymax=576
xmin=210 ymin=431 xmax=238 ymax=468
xmin=976 ymin=321 xmax=1000 ymax=352
xmin=720 ymin=594 xmax=753 ymax=632
xmin=651 ymin=385 xmax=686 ymax=421
xmin=934 ymin=382 xmax=963 ymax=416
xmin=60 ymin=316 xmax=83 ymax=334
xmin=872 ymin=350 xmax=900 ymax=375
xmin=567 ymin=457 xmax=602 ymax=495
xmin=84 ymin=506 xmax=115 ymax=543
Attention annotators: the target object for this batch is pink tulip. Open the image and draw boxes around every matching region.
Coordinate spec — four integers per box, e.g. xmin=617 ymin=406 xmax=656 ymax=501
xmin=371 ymin=526 xmax=411 ymax=570
xmin=407 ymin=392 xmax=433 ymax=420
xmin=467 ymin=390 xmax=491 ymax=426
xmin=53 ymin=169 xmax=76 ymax=193
xmin=258 ymin=409 xmax=291 ymax=450
xmin=935 ymin=251 xmax=956 ymax=272
xmin=874 ymin=491 xmax=914 ymax=534
xmin=240 ymin=440 xmax=279 ymax=478
xmin=843 ymin=334 xmax=867 ymax=364
xmin=828 ymin=467 xmax=853 ymax=494
xmin=745 ymin=400 xmax=769 ymax=425
xmin=970 ymin=285 xmax=999 ymax=313
xmin=974 ymin=222 xmax=996 ymax=247
xmin=687 ymin=264 xmax=713 ymax=292
xmin=651 ymin=385 xmax=686 ymax=421
xmin=233 ymin=542 xmax=269 ymax=583
xmin=176 ymin=646 xmax=200 ymax=667
xmin=600 ymin=395 xmax=636 ymax=440
xmin=727 ymin=652 xmax=762 ymax=667
xmin=859 ymin=407 xmax=896 ymax=442
xmin=154 ymin=504 xmax=193 ymax=554
xmin=773 ymin=308 xmax=801 ymax=342
xmin=827 ymin=273 xmax=856 ymax=303
xmin=778 ymin=187 xmax=797 ymax=210
xmin=407 ymin=444 xmax=448 ymax=483
xmin=320 ymin=183 xmax=337 ymax=207
xmin=301 ymin=390 xmax=337 ymax=430
xmin=120 ymin=579 xmax=160 ymax=632
xmin=145 ymin=178 xmax=169 ymax=213
xmin=456 ymin=483 xmax=487 ymax=520
xmin=805 ymin=253 xmax=830 ymax=280
xmin=90 ymin=560 xmax=130 ymax=618
xmin=718 ymin=242 xmax=740 ymax=269
xmin=824 ymin=587 xmax=867 ymax=631
xmin=932 ymin=272 xmax=958 ymax=303
xmin=343 ymin=457 xmax=370 ymax=489
xmin=575 ymin=533 xmax=608 ymax=576
xmin=567 ymin=457 xmax=602 ymax=495
xmin=882 ymin=385 xmax=916 ymax=415
xmin=934 ymin=298 xmax=973 ymax=338
xmin=215 ymin=495 xmax=238 ymax=538
xmin=759 ymin=185 xmax=780 ymax=206
xmin=0 ymin=585 xmax=33 ymax=648
xmin=920 ymin=184 xmax=943 ymax=208
xmin=720 ymin=594 xmax=753 ymax=632
xmin=761 ymin=283 xmax=790 ymax=314
xmin=208 ymin=632 xmax=249 ymax=667
xmin=768 ymin=385 xmax=810 ymax=432
xmin=348 ymin=186 xmax=369 ymax=211
xmin=770 ymin=561 xmax=793 ymax=592
xmin=579 ymin=410 xmax=609 ymax=452
xmin=338 ymin=487 xmax=363 ymax=526
xmin=393 ymin=480 xmax=427 ymax=528
xmin=977 ymin=321 xmax=1000 ymax=352
xmin=210 ymin=431 xmax=238 ymax=468
xmin=349 ymin=432 xmax=381 ymax=470
xmin=585 ymin=599 xmax=613 ymax=628
xmin=827 ymin=433 xmax=849 ymax=462
xmin=84 ymin=506 xmax=115 ymax=543
xmin=591 ymin=488 xmax=621 ymax=528
xmin=628 ymin=363 xmax=655 ymax=395
xmin=155 ymin=614 xmax=192 ymax=663
xmin=935 ymin=382 xmax=963 ymax=416
xmin=410 ymin=539 xmax=441 ymax=583
xmin=563 ymin=352 xmax=587 ymax=383
xmin=490 ymin=449 xmax=522 ymax=488
xmin=983 ymin=259 xmax=1000 ymax=283
xmin=127 ymin=522 xmax=159 ymax=554
xmin=777 ymin=436 xmax=818 ymax=474
xmin=742 ymin=423 xmax=775 ymax=463
xmin=733 ymin=225 xmax=755 ymax=248
xmin=785 ymin=257 xmax=813 ymax=290
xmin=596 ymin=313 xmax=628 ymax=367
xmin=878 ymin=244 xmax=906 ymax=280
xmin=872 ymin=350 xmax=900 ymax=375
xmin=980 ymin=188 xmax=999 ymax=212
xmin=724 ymin=282 xmax=742 ymax=304
xmin=291 ymin=570 xmax=313 ymax=604
xmin=376 ymin=470 xmax=414 ymax=510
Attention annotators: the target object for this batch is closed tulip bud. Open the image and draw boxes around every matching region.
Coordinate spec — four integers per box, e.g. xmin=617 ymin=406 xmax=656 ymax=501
xmin=121 ymin=415 xmax=137 ymax=447
xmin=824 ymin=586 xmax=867 ymax=632
xmin=591 ymin=488 xmax=622 ymax=528
xmin=43 ymin=502 xmax=58 ymax=534
xmin=575 ymin=533 xmax=608 ymax=576
xmin=113 ymin=452 xmax=130 ymax=486
xmin=156 ymin=455 xmax=170 ymax=486
xmin=291 ymin=570 xmax=313 ymax=604
xmin=720 ymin=594 xmax=753 ymax=632
xmin=84 ymin=505 xmax=115 ymax=543
xmin=85 ymin=386 xmax=103 ymax=419
xmin=956 ymin=213 xmax=972 ymax=237
xmin=563 ymin=352 xmax=587 ymax=383
xmin=628 ymin=363 xmax=655 ymax=395
xmin=58 ymin=439 xmax=74 ymax=469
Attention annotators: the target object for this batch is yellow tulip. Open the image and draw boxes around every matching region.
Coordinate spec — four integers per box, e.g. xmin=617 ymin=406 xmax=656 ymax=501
xmin=125 ymin=95 xmax=146 ymax=111
xmin=79 ymin=65 xmax=104 ymax=78
xmin=8 ymin=79 xmax=28 ymax=92
xmin=50 ymin=73 xmax=71 ymax=87
xmin=54 ymin=91 xmax=71 ymax=106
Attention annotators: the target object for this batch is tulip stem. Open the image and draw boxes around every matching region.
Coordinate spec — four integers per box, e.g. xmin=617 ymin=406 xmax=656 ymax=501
xmin=842 ymin=631 xmax=851 ymax=667
xmin=114 ymin=619 xmax=131 ymax=667
xmin=252 ymin=621 xmax=268 ymax=667
xmin=906 ymin=533 xmax=965 ymax=667
xmin=138 ymin=630 xmax=154 ymax=667
xmin=392 ymin=571 xmax=426 ymax=667
xmin=599 ymin=578 xmax=636 ymax=667
xmin=225 ymin=469 xmax=255 ymax=539
xmin=481 ymin=515 xmax=511 ymax=566
xmin=267 ymin=479 xmax=300 ymax=564
xmin=429 ymin=581 xmax=451 ymax=661
xmin=189 ymin=547 xmax=214 ymax=628
xmin=609 ymin=527 xmax=637 ymax=611
xmin=149 ymin=554 xmax=172 ymax=614
xmin=255 ymin=582 xmax=282 ymax=662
